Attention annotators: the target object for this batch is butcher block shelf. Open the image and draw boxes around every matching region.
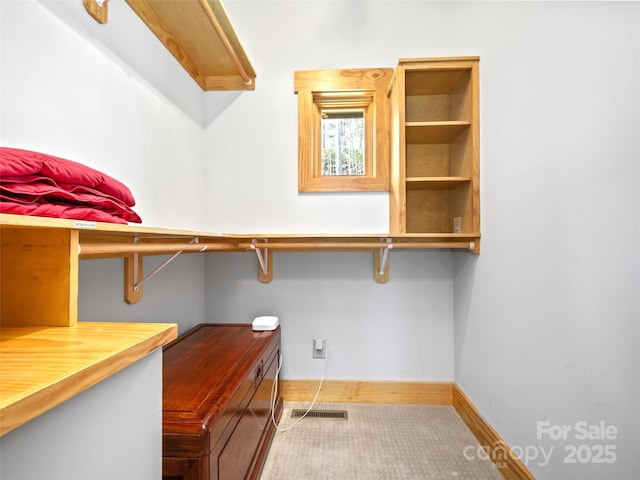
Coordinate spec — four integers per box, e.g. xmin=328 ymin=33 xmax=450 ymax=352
xmin=124 ymin=0 xmax=256 ymax=90
xmin=0 ymin=321 xmax=177 ymax=436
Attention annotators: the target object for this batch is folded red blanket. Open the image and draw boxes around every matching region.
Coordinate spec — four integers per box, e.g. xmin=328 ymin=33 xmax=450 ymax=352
xmin=0 ymin=201 xmax=132 ymax=225
xmin=1 ymin=176 xmax=141 ymax=223
xmin=0 ymin=147 xmax=141 ymax=224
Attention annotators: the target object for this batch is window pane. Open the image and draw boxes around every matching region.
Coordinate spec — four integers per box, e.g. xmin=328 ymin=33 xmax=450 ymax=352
xmin=321 ymin=110 xmax=364 ymax=176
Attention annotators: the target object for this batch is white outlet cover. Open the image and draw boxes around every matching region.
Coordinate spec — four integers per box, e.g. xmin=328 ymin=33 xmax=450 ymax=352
xmin=453 ymin=216 xmax=462 ymax=233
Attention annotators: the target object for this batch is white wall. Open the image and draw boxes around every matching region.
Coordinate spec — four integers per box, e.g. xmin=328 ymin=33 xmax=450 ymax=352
xmin=204 ymin=0 xmax=400 ymax=233
xmin=1 ymin=0 xmax=207 ymax=230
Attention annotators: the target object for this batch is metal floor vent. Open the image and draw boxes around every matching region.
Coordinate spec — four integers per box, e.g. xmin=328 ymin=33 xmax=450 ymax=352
xmin=291 ymin=409 xmax=348 ymax=420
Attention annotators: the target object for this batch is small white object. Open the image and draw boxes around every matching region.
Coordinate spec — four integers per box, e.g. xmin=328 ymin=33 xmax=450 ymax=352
xmin=252 ymin=315 xmax=279 ymax=331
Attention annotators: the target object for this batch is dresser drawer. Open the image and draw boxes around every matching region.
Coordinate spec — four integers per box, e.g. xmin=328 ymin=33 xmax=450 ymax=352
xmin=218 ymin=352 xmax=278 ymax=479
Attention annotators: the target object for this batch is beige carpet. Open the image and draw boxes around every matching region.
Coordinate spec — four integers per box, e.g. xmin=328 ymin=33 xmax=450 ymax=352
xmin=260 ymin=402 xmax=504 ymax=480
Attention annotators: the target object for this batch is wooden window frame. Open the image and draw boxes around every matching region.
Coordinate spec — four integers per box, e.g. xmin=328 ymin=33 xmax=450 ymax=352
xmin=294 ymin=68 xmax=393 ymax=192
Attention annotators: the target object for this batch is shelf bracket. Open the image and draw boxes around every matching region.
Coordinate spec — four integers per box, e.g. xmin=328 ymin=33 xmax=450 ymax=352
xmin=374 ymin=238 xmax=392 ymax=283
xmin=83 ymin=0 xmax=108 ymax=24
xmin=251 ymin=239 xmax=272 ymax=283
xmin=125 ymin=237 xmax=201 ymax=304
xmin=124 ymin=237 xmax=143 ymax=304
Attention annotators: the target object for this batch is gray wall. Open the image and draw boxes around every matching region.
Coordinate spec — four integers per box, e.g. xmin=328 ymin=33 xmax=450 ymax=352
xmin=205 ymin=251 xmax=454 ymax=380
xmin=0 ymin=350 xmax=163 ymax=480
xmin=451 ymin=3 xmax=640 ymax=478
xmin=78 ymin=255 xmax=206 ymax=335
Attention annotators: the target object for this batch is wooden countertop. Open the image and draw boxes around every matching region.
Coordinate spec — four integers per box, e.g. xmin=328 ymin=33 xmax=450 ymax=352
xmin=0 ymin=321 xmax=177 ymax=436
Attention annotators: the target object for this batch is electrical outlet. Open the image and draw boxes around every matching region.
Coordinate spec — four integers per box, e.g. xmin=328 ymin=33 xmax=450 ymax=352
xmin=453 ymin=216 xmax=462 ymax=233
xmin=313 ymin=338 xmax=326 ymax=359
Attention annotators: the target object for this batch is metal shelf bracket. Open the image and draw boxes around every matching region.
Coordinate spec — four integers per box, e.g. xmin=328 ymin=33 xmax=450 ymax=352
xmin=374 ymin=238 xmax=393 ymax=283
xmin=251 ymin=239 xmax=272 ymax=283
xmin=124 ymin=236 xmax=202 ymax=304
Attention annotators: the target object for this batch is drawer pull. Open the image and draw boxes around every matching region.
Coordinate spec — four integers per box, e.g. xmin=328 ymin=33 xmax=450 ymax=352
xmin=254 ymin=359 xmax=265 ymax=385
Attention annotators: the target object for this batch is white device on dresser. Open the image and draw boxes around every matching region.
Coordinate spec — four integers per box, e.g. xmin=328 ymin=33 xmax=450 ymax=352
xmin=252 ymin=315 xmax=279 ymax=331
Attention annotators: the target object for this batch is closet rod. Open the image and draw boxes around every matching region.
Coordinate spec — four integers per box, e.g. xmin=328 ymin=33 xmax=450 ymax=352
xmin=198 ymin=0 xmax=253 ymax=86
xmin=240 ymin=241 xmax=475 ymax=250
xmin=78 ymin=241 xmax=240 ymax=257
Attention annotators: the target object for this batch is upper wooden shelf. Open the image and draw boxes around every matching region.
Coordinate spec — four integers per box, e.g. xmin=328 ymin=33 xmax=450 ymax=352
xmin=124 ymin=0 xmax=256 ymax=90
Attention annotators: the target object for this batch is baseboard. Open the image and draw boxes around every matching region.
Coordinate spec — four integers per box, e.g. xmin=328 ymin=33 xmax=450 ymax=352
xmin=452 ymin=384 xmax=536 ymax=480
xmin=281 ymin=380 xmax=535 ymax=480
xmin=281 ymin=379 xmax=453 ymax=405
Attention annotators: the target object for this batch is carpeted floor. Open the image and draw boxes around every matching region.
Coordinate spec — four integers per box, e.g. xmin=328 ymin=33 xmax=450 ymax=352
xmin=260 ymin=402 xmax=504 ymax=480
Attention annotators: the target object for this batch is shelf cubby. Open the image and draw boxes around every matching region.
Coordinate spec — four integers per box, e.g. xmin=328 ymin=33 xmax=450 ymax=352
xmin=389 ymin=57 xmax=480 ymax=246
xmin=405 ymin=67 xmax=472 ymax=123
xmin=406 ymin=182 xmax=473 ymax=234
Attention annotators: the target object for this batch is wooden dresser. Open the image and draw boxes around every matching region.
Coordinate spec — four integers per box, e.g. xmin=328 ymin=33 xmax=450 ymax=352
xmin=162 ymin=324 xmax=282 ymax=480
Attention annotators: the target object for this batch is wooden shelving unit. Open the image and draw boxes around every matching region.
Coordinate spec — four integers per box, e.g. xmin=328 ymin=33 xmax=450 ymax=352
xmin=389 ymin=57 xmax=480 ymax=253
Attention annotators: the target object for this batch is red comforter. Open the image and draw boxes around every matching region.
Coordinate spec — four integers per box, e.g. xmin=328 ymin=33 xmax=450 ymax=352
xmin=0 ymin=147 xmax=141 ymax=224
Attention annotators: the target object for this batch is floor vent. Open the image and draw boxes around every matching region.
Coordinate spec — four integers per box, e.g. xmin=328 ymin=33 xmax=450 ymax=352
xmin=291 ymin=409 xmax=348 ymax=420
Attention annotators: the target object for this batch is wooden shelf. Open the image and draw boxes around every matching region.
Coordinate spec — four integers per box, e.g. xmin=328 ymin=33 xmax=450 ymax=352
xmin=0 ymin=213 xmax=479 ymax=294
xmin=0 ymin=214 xmax=479 ymax=253
xmin=406 ymin=177 xmax=472 ymax=190
xmin=124 ymin=0 xmax=256 ymax=90
xmin=405 ymin=121 xmax=470 ymax=144
xmin=404 ymin=68 xmax=471 ymax=96
xmin=0 ymin=321 xmax=177 ymax=436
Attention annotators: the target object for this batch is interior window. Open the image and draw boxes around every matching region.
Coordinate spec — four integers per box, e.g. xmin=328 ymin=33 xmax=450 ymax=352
xmin=294 ymin=68 xmax=393 ymax=192
xmin=321 ymin=109 xmax=365 ymax=176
